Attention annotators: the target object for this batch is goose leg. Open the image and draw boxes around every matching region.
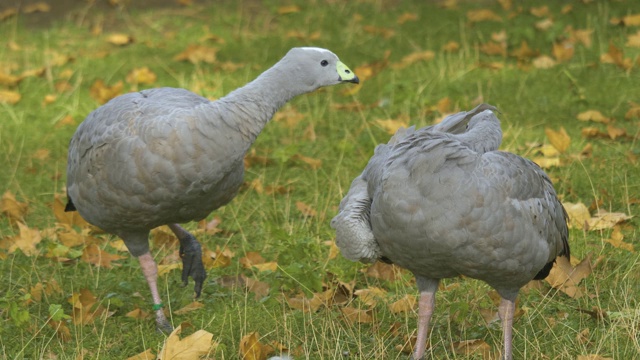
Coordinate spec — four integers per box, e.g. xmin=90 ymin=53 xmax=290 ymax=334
xmin=168 ymin=223 xmax=206 ymax=297
xmin=413 ymin=277 xmax=439 ymax=360
xmin=138 ymin=252 xmax=173 ymax=333
xmin=498 ymin=296 xmax=516 ymax=360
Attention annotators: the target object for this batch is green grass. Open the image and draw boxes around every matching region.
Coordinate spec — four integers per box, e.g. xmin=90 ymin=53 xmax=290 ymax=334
xmin=1 ymin=0 xmax=639 ymax=359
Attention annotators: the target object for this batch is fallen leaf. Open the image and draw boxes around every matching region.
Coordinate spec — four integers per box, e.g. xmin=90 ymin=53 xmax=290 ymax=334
xmin=0 ymin=89 xmax=21 ymax=104
xmin=277 ymin=5 xmax=300 ymax=15
xmin=567 ymin=27 xmax=593 ymax=48
xmin=340 ymin=307 xmax=373 ymax=324
xmin=622 ymin=14 xmax=640 ymax=26
xmin=600 ymin=42 xmax=633 ymax=70
xmin=81 ymin=244 xmax=125 ymax=268
xmin=391 ymin=50 xmax=435 ymax=69
xmin=389 ymin=294 xmax=417 ymax=314
xmin=1 ymin=191 xmax=28 ymax=223
xmin=563 ymin=202 xmax=591 ymax=230
xmin=354 ymin=287 xmax=387 ymax=307
xmin=479 ymin=41 xmax=507 ymax=57
xmin=397 ymin=12 xmax=418 ymax=25
xmin=587 ymin=210 xmax=632 ymax=230
xmin=295 ymin=201 xmax=317 ymax=217
xmin=4 ymin=222 xmax=42 ymax=256
xmin=89 ymin=79 xmax=123 ymax=104
xmin=125 ymin=308 xmax=151 ymax=320
xmin=452 ymin=339 xmax=492 ymax=358
xmin=577 ymin=355 xmax=613 ymax=360
xmin=545 ymin=127 xmax=571 ymax=153
xmin=553 ymin=40 xmax=575 ymax=62
xmin=239 ymin=251 xmax=266 ymax=269
xmin=442 ymin=41 xmax=460 ymax=52
xmin=0 ymin=71 xmax=22 ymax=86
xmin=253 ymin=262 xmax=278 ymax=272
xmin=284 ymin=292 xmax=326 ymax=313
xmin=126 ymin=67 xmax=157 ymax=85
xmin=375 ymin=117 xmax=409 ymax=135
xmin=324 ymin=240 xmax=340 ymax=260
xmin=530 ymin=5 xmax=549 ymax=17
xmin=239 ymin=331 xmax=273 ymax=360
xmin=245 ymin=277 xmax=270 ymax=300
xmin=291 ymin=154 xmax=322 ymax=170
xmin=466 ymin=9 xmax=502 ymax=23
xmin=126 ymin=348 xmax=155 ymax=360
xmin=48 ymin=320 xmax=71 ymax=342
xmin=626 ymin=30 xmax=640 ymax=48
xmin=510 ymin=41 xmax=538 ymax=60
xmin=174 ymin=301 xmax=204 ymax=315
xmin=68 ymin=288 xmax=114 ymax=325
xmin=273 ymin=105 xmax=305 ymax=128
xmin=159 ymin=325 xmax=216 ymax=360
xmin=605 ymin=227 xmax=634 ymax=252
xmin=545 ymin=255 xmax=592 ymax=298
xmin=531 ymin=156 xmax=560 ymax=168
xmin=174 ymin=44 xmax=218 ymax=64
xmin=0 ymin=7 xmax=18 ymax=21
xmin=625 ymin=102 xmax=640 ymax=119
xmin=606 ymin=125 xmax=626 ymax=140
xmin=535 ymin=18 xmax=554 ymax=31
xmin=363 ymin=25 xmax=395 ymax=39
xmin=23 ymin=2 xmax=50 ymax=13
xmin=365 ymin=261 xmax=403 ymax=281
xmin=106 ymin=33 xmax=134 ymax=46
xmin=532 ymin=55 xmax=557 ymax=69
xmin=576 ymin=110 xmax=610 ymax=123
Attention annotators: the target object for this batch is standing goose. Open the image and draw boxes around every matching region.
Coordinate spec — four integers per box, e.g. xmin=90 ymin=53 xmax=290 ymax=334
xmin=66 ymin=47 xmax=359 ymax=332
xmin=331 ymin=104 xmax=569 ymax=360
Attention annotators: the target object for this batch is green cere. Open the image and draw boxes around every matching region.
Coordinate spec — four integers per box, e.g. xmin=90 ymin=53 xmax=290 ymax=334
xmin=337 ymin=61 xmax=358 ymax=83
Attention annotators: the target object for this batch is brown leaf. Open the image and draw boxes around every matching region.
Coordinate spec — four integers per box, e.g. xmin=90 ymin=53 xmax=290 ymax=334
xmin=626 ymin=30 xmax=640 ymax=48
xmin=545 ymin=255 xmax=592 ymax=298
xmin=125 ymin=308 xmax=151 ymax=320
xmin=295 ymin=201 xmax=317 ymax=217
xmin=89 ymin=79 xmax=123 ymax=104
xmin=159 ymin=325 xmax=216 ymax=360
xmin=0 ymin=7 xmax=18 ymax=21
xmin=530 ymin=5 xmax=549 ymax=17
xmin=389 ymin=294 xmax=417 ymax=314
xmin=375 ymin=116 xmax=409 ymax=135
xmin=81 ymin=244 xmax=125 ymax=268
xmin=606 ymin=125 xmax=626 ymax=140
xmin=273 ymin=105 xmax=305 ymax=128
xmin=567 ymin=28 xmax=593 ymax=48
xmin=397 ymin=12 xmax=418 ymax=24
xmin=354 ymin=287 xmax=387 ymax=307
xmin=552 ymin=40 xmax=575 ymax=62
xmin=1 ymin=191 xmax=28 ymax=223
xmin=324 ymin=240 xmax=340 ymax=261
xmin=363 ymin=25 xmax=395 ymax=39
xmin=577 ymin=355 xmax=613 ymax=360
xmin=391 ymin=50 xmax=435 ymax=69
xmin=535 ymin=18 xmax=554 ymax=31
xmin=239 ymin=331 xmax=273 ymax=360
xmin=605 ymin=227 xmax=634 ymax=252
xmin=0 ymin=71 xmax=22 ymax=86
xmin=625 ymin=102 xmax=640 ymax=119
xmin=291 ymin=154 xmax=322 ymax=170
xmin=284 ymin=292 xmax=325 ymax=313
xmin=466 ymin=9 xmax=502 ymax=23
xmin=442 ymin=41 xmax=460 ymax=52
xmin=479 ymin=41 xmax=507 ymax=57
xmin=452 ymin=339 xmax=492 ymax=358
xmin=545 ymin=127 xmax=570 ymax=153
xmin=48 ymin=320 xmax=71 ymax=342
xmin=239 ymin=251 xmax=266 ymax=269
xmin=532 ymin=55 xmax=557 ymax=69
xmin=600 ymin=42 xmax=633 ymax=70
xmin=68 ymin=288 xmax=114 ymax=325
xmin=174 ymin=44 xmax=218 ymax=64
xmin=340 ymin=307 xmax=373 ymax=324
xmin=365 ymin=261 xmax=403 ymax=281
xmin=531 ymin=156 xmax=560 ymax=169
xmin=510 ymin=41 xmax=538 ymax=60
xmin=245 ymin=277 xmax=270 ymax=300
xmin=4 ymin=222 xmax=42 ymax=256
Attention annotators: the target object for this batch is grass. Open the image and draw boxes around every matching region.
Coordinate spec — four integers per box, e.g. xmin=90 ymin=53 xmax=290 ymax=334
xmin=1 ymin=0 xmax=639 ymax=358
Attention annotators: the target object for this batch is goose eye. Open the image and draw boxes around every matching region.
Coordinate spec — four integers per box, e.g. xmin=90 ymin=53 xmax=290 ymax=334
xmin=320 ymin=60 xmax=329 ymax=67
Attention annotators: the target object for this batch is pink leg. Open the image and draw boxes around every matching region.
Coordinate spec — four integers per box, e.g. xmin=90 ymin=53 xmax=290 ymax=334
xmin=413 ymin=290 xmax=435 ymax=360
xmin=138 ymin=252 xmax=172 ymax=333
xmin=498 ymin=297 xmax=515 ymax=360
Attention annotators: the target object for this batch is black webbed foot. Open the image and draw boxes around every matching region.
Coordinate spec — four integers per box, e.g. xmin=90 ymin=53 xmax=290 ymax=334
xmin=178 ymin=233 xmax=206 ymax=297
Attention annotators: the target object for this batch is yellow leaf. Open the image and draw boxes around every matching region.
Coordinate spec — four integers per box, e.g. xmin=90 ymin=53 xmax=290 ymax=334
xmin=126 ymin=348 xmax=155 ymax=360
xmin=562 ymin=202 xmax=591 ymax=230
xmin=375 ymin=118 xmax=409 ymax=135
xmin=391 ymin=50 xmax=435 ymax=69
xmin=510 ymin=40 xmax=538 ymax=60
xmin=174 ymin=44 xmax=218 ymax=64
xmin=1 ymin=191 xmax=28 ymax=223
xmin=544 ymin=127 xmax=570 ymax=153
xmin=606 ymin=125 xmax=626 ymax=140
xmin=239 ymin=331 xmax=273 ymax=360
xmin=466 ymin=9 xmax=502 ymax=23
xmin=126 ymin=67 xmax=157 ymax=85
xmin=0 ymin=89 xmax=21 ymax=104
xmin=81 ymin=244 xmax=125 ymax=268
xmin=365 ymin=261 xmax=403 ymax=281
xmin=625 ymin=102 xmax=640 ymax=119
xmin=535 ymin=18 xmax=554 ymax=31
xmin=106 ymin=33 xmax=134 ymax=46
xmin=605 ymin=227 xmax=634 ymax=252
xmin=291 ymin=154 xmax=322 ymax=169
xmin=576 ymin=110 xmax=610 ymax=123
xmin=452 ymin=339 xmax=492 ymax=358
xmin=6 ymin=222 xmax=42 ymax=256
xmin=354 ymin=287 xmax=387 ymax=307
xmin=159 ymin=325 xmax=216 ymax=360
xmin=530 ymin=6 xmax=549 ymax=17
xmin=587 ymin=210 xmax=632 ymax=230
xmin=498 ymin=0 xmax=512 ymax=10
xmin=174 ymin=301 xmax=204 ymax=315
xmin=545 ymin=255 xmax=592 ymax=298
xmin=479 ymin=41 xmax=506 ymax=56
xmin=389 ymin=294 xmax=416 ymax=314
xmin=0 ymin=71 xmax=22 ymax=86
xmin=23 ymin=2 xmax=50 ymax=13
xmin=600 ymin=42 xmax=633 ymax=70
xmin=441 ymin=41 xmax=460 ymax=52
xmin=89 ymin=79 xmax=123 ymax=104
xmin=277 ymin=5 xmax=300 ymax=15
xmin=622 ymin=14 xmax=640 ymax=26
xmin=363 ymin=25 xmax=395 ymax=39
xmin=125 ymin=308 xmax=150 ymax=320
xmin=626 ymin=30 xmax=640 ymax=48
xmin=531 ymin=156 xmax=560 ymax=168
xmin=324 ymin=240 xmax=340 ymax=260
xmin=577 ymin=355 xmax=614 ymax=360
xmin=252 ymin=262 xmax=278 ymax=272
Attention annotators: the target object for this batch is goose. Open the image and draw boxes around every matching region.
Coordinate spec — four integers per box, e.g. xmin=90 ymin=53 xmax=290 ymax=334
xmin=331 ymin=104 xmax=569 ymax=359
xmin=66 ymin=47 xmax=359 ymax=332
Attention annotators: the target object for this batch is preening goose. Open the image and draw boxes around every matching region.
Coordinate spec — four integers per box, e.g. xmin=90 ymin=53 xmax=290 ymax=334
xmin=66 ymin=47 xmax=359 ymax=332
xmin=331 ymin=104 xmax=569 ymax=360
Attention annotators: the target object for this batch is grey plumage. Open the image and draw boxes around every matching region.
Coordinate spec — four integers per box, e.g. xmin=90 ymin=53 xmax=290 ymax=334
xmin=331 ymin=104 xmax=569 ymax=360
xmin=66 ymin=47 xmax=358 ymax=332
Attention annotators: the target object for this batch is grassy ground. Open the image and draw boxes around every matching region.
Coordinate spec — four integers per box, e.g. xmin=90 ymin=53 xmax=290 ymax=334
xmin=1 ymin=0 xmax=639 ymax=359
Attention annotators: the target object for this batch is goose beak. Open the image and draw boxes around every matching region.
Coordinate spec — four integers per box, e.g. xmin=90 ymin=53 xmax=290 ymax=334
xmin=337 ymin=61 xmax=359 ymax=84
